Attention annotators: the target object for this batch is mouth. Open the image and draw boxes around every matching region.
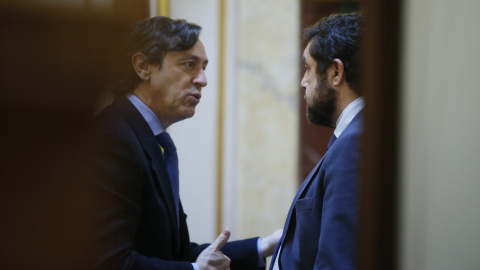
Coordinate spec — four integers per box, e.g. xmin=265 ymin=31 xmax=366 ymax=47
xmin=188 ymin=92 xmax=202 ymax=103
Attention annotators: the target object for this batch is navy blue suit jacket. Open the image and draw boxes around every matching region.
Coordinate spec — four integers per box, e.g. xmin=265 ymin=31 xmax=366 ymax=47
xmin=270 ymin=111 xmax=363 ymax=270
xmin=90 ymin=96 xmax=261 ymax=270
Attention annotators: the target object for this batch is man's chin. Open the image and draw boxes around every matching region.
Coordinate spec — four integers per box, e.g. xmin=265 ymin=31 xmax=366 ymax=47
xmin=181 ymin=109 xmax=196 ymax=119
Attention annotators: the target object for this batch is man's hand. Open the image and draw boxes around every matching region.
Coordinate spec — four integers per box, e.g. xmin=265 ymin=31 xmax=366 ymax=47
xmin=196 ymin=228 xmax=231 ymax=270
xmin=260 ymin=229 xmax=283 ymax=258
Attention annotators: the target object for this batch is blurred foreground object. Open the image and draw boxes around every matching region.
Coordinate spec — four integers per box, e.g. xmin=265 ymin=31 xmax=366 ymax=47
xmin=0 ymin=3 xmax=128 ymax=269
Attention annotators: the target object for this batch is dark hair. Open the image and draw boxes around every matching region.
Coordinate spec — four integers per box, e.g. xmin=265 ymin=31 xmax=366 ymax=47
xmin=116 ymin=16 xmax=202 ymax=95
xmin=304 ymin=12 xmax=363 ymax=91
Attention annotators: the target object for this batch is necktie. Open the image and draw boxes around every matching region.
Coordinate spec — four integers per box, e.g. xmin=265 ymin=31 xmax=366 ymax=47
xmin=156 ymin=132 xmax=180 ymax=221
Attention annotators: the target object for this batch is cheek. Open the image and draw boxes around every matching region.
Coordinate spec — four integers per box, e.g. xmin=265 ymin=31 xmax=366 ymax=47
xmin=305 ymin=77 xmax=317 ymax=99
xmin=305 ymin=86 xmax=313 ymax=98
xmin=305 ymin=87 xmax=316 ymax=105
xmin=309 ymin=74 xmax=318 ymax=89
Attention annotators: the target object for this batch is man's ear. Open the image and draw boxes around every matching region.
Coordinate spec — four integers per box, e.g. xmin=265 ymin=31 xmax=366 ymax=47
xmin=331 ymin=58 xmax=345 ymax=87
xmin=132 ymin=53 xmax=150 ymax=81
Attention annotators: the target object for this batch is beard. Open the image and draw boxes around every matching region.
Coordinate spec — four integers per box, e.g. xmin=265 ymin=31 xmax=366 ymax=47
xmin=306 ymin=78 xmax=337 ymax=127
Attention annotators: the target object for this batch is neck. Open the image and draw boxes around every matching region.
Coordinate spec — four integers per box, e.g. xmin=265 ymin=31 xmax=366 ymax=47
xmin=334 ymin=85 xmax=360 ymax=125
xmin=132 ymin=83 xmax=152 ymax=108
xmin=132 ymin=84 xmax=172 ymax=129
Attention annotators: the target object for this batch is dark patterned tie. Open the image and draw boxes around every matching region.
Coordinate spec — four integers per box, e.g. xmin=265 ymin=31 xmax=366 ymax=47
xmin=156 ymin=132 xmax=179 ymax=221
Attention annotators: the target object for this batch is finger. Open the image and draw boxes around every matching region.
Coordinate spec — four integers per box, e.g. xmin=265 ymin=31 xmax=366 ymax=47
xmin=210 ymin=228 xmax=231 ymax=251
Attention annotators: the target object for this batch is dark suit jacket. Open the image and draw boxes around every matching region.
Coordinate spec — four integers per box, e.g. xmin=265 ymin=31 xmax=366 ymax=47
xmin=270 ymin=111 xmax=363 ymax=270
xmin=90 ymin=96 xmax=261 ymax=270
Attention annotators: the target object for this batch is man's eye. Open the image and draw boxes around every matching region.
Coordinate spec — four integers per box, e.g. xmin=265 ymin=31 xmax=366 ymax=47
xmin=185 ymin=62 xmax=194 ymax=68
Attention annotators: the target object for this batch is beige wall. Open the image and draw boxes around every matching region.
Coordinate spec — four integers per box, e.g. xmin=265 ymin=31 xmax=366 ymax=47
xmin=399 ymin=0 xmax=480 ymax=269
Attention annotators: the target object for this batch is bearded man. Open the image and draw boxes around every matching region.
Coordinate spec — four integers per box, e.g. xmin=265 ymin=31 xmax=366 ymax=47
xmin=270 ymin=12 xmax=364 ymax=270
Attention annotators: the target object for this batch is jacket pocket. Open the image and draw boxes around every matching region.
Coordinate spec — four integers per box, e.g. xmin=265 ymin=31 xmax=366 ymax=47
xmin=295 ymin=197 xmax=313 ymax=213
xmin=291 ymin=197 xmax=319 ymax=267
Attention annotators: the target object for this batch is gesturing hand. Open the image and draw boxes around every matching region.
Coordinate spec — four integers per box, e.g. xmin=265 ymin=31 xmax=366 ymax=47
xmin=196 ymin=228 xmax=231 ymax=270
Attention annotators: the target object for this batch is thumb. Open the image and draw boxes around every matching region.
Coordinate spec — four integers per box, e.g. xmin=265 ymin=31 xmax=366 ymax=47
xmin=210 ymin=228 xmax=231 ymax=251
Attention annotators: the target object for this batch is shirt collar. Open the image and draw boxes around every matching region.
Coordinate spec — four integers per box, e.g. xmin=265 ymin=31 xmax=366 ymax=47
xmin=127 ymin=94 xmax=164 ymax=136
xmin=334 ymin=97 xmax=364 ymax=138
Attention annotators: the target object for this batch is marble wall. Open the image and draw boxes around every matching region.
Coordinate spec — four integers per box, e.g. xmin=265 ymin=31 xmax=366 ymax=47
xmin=233 ymin=0 xmax=299 ymax=239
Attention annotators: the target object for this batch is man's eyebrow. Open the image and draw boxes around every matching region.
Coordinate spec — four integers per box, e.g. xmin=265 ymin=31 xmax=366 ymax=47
xmin=179 ymin=55 xmax=197 ymax=61
xmin=181 ymin=54 xmax=208 ymax=65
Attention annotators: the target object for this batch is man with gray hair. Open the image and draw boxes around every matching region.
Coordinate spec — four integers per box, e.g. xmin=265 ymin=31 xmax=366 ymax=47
xmin=90 ymin=16 xmax=280 ymax=270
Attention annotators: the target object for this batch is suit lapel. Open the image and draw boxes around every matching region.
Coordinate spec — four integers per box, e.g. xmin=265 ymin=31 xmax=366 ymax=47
xmin=295 ymin=133 xmax=337 ymax=201
xmin=114 ymin=97 xmax=180 ymax=247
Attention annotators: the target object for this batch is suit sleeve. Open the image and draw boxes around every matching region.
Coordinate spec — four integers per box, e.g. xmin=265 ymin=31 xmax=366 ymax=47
xmin=314 ymin=132 xmax=361 ymax=269
xmin=88 ymin=132 xmax=193 ymax=270
xmin=223 ymin=238 xmax=265 ymax=270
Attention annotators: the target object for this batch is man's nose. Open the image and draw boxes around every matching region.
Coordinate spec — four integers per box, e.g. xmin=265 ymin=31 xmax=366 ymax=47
xmin=300 ymin=72 xmax=308 ymax=89
xmin=193 ymin=69 xmax=207 ymax=88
